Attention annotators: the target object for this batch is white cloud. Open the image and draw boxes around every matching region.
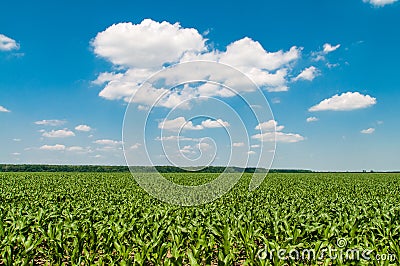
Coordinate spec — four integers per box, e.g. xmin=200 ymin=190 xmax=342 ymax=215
xmin=361 ymin=128 xmax=375 ymax=134
xmin=312 ymin=43 xmax=341 ymax=61
xmin=255 ymin=120 xmax=284 ymax=131
xmin=0 ymin=34 xmax=19 ymax=51
xmin=66 ymin=146 xmax=84 ymax=152
xmin=42 ymin=129 xmax=75 ymax=138
xmin=294 ymin=66 xmax=320 ymax=81
xmin=92 ymin=19 xmax=206 ymax=68
xmin=180 ymin=145 xmax=194 ymax=154
xmin=94 ymin=140 xmax=123 ymax=152
xmin=313 ymin=55 xmax=326 ymax=62
xmin=272 ymin=98 xmax=281 ymax=104
xmin=266 ymin=85 xmax=289 ymax=92
xmin=218 ymin=37 xmax=301 ymax=71
xmin=75 ymin=125 xmax=92 ymax=132
xmin=96 ymin=146 xmax=122 ymax=152
xmin=275 ymin=132 xmax=305 ymax=143
xmin=247 ymin=151 xmax=256 ymax=155
xmin=13 ymin=138 xmax=21 ymax=142
xmin=326 ymin=62 xmax=340 ymax=68
xmin=11 ymin=152 xmax=21 ymax=156
xmin=252 ymin=131 xmax=305 ymax=143
xmin=159 ymin=117 xmax=203 ymax=131
xmin=306 ymin=117 xmax=319 ymax=123
xmin=251 ymin=144 xmax=260 ymax=148
xmin=92 ymin=72 xmax=124 ymax=85
xmin=130 ymin=143 xmax=141 ymax=149
xmin=363 ymin=0 xmax=398 ymax=6
xmin=253 ymin=120 xmax=304 ymax=143
xmin=92 ymin=19 xmax=304 ymax=107
xmin=309 ymin=92 xmax=377 ymax=112
xmin=138 ymin=105 xmax=149 ymax=111
xmin=233 ymin=142 xmax=245 ymax=147
xmin=65 ymin=146 xmax=92 ymax=153
xmin=201 ymin=119 xmax=230 ymax=128
xmin=95 ymin=68 xmax=155 ymax=102
xmin=156 ymin=135 xmax=198 ymax=141
xmin=198 ymin=142 xmax=211 ymax=150
xmin=40 ymin=144 xmax=66 ymax=151
xmin=0 ymin=105 xmax=11 ymax=112
xmin=159 ymin=117 xmax=230 ymax=131
xmin=94 ymin=139 xmax=122 ymax=146
xmin=35 ymin=119 xmax=66 ymax=126
xmin=323 ymin=43 xmax=341 ymax=54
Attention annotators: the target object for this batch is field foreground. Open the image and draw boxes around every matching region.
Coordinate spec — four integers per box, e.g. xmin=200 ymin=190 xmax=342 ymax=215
xmin=0 ymin=172 xmax=399 ymax=265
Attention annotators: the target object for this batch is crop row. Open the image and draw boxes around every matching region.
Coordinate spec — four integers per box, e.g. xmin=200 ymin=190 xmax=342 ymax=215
xmin=0 ymin=172 xmax=399 ymax=265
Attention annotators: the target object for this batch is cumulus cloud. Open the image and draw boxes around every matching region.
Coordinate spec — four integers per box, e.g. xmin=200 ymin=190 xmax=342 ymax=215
xmin=180 ymin=145 xmax=194 ymax=154
xmin=94 ymin=139 xmax=122 ymax=146
xmin=312 ymin=43 xmax=340 ymax=61
xmin=272 ymin=98 xmax=281 ymax=104
xmin=323 ymin=43 xmax=341 ymax=54
xmin=42 ymin=129 xmax=75 ymax=138
xmin=326 ymin=62 xmax=340 ymax=68
xmin=159 ymin=117 xmax=230 ymax=131
xmin=66 ymin=146 xmax=83 ymax=152
xmin=255 ymin=120 xmax=284 ymax=131
xmin=40 ymin=144 xmax=66 ymax=151
xmin=309 ymin=92 xmax=377 ymax=111
xmin=361 ymin=128 xmax=375 ymax=134
xmin=130 ymin=143 xmax=141 ymax=149
xmin=65 ymin=146 xmax=92 ymax=153
xmin=275 ymin=132 xmax=305 ymax=143
xmin=217 ymin=37 xmax=301 ymax=71
xmin=155 ymin=135 xmax=198 ymax=142
xmin=306 ymin=117 xmax=319 ymax=123
xmin=253 ymin=120 xmax=304 ymax=143
xmin=138 ymin=105 xmax=149 ymax=111
xmin=233 ymin=142 xmax=245 ymax=147
xmin=363 ymin=0 xmax=398 ymax=6
xmin=0 ymin=34 xmax=19 ymax=51
xmin=159 ymin=117 xmax=203 ymax=131
xmin=198 ymin=142 xmax=211 ymax=150
xmin=92 ymin=72 xmax=124 ymax=85
xmin=92 ymin=19 xmax=304 ymax=107
xmin=93 ymin=139 xmax=123 ymax=152
xmin=294 ymin=66 xmax=320 ymax=81
xmin=252 ymin=131 xmax=305 ymax=143
xmin=201 ymin=119 xmax=230 ymax=128
xmin=0 ymin=105 xmax=10 ymax=112
xmin=75 ymin=125 xmax=92 ymax=132
xmin=35 ymin=119 xmax=66 ymax=126
xmin=92 ymin=19 xmax=206 ymax=68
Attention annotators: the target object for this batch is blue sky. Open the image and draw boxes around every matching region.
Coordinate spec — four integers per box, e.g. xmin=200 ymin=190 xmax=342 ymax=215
xmin=0 ymin=0 xmax=399 ymax=171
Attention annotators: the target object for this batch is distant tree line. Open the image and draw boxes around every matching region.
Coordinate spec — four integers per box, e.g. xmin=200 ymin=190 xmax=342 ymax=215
xmin=0 ymin=164 xmax=314 ymax=173
xmin=0 ymin=164 xmax=130 ymax=172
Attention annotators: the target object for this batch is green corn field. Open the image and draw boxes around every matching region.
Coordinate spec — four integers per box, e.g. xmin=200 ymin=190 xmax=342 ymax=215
xmin=0 ymin=172 xmax=399 ymax=265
